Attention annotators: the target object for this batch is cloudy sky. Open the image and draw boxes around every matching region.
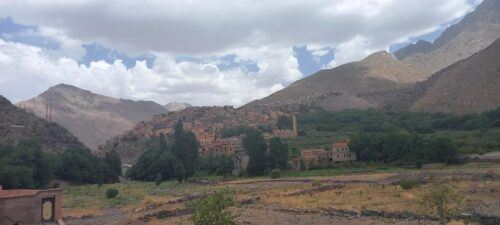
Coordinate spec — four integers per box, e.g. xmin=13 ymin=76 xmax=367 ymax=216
xmin=0 ymin=0 xmax=482 ymax=106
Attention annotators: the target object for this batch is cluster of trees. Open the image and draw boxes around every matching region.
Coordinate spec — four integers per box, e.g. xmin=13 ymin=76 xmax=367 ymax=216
xmin=349 ymin=132 xmax=458 ymax=166
xmin=0 ymin=139 xmax=121 ymax=189
xmin=298 ymin=107 xmax=500 ymax=134
xmin=198 ymin=152 xmax=234 ymax=176
xmin=126 ymin=120 xmax=199 ymax=182
xmin=243 ymin=129 xmax=289 ymax=176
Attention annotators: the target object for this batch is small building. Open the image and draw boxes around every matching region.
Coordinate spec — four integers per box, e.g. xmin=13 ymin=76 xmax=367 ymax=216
xmin=300 ymin=140 xmax=356 ymax=170
xmin=0 ymin=187 xmax=62 ymax=224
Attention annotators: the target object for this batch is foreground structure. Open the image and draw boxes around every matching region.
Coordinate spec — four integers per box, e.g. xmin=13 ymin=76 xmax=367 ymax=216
xmin=0 ymin=187 xmax=62 ymax=224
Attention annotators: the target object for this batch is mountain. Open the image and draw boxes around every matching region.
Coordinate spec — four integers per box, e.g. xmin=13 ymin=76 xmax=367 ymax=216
xmin=246 ymin=51 xmax=424 ymax=111
xmin=365 ymin=37 xmax=500 ymax=114
xmin=0 ymin=95 xmax=85 ymax=152
xmin=165 ymin=102 xmax=191 ymax=111
xmin=17 ymin=84 xmax=167 ymax=150
xmin=399 ymin=0 xmax=500 ymax=76
xmin=393 ymin=40 xmax=433 ymax=60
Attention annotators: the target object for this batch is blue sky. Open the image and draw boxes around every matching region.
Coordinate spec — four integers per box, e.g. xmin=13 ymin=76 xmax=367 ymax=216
xmin=0 ymin=0 xmax=481 ymax=106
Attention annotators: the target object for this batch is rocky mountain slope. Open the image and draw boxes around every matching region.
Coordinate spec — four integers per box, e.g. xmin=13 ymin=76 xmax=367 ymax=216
xmin=246 ymin=51 xmax=423 ymax=111
xmin=17 ymin=84 xmax=167 ymax=150
xmin=399 ymin=0 xmax=500 ymax=77
xmin=0 ymin=95 xmax=85 ymax=152
xmin=364 ymin=37 xmax=500 ymax=114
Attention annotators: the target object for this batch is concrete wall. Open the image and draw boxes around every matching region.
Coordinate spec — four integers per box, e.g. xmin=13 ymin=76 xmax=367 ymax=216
xmin=0 ymin=189 xmax=61 ymax=224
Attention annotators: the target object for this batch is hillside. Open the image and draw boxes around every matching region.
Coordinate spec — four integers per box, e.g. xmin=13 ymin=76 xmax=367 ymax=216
xmin=399 ymin=0 xmax=500 ymax=77
xmin=365 ymin=37 xmax=500 ymax=114
xmin=0 ymin=95 xmax=85 ymax=152
xmin=411 ymin=37 xmax=500 ymax=114
xmin=17 ymin=84 xmax=167 ymax=150
xmin=246 ymin=51 xmax=423 ymax=111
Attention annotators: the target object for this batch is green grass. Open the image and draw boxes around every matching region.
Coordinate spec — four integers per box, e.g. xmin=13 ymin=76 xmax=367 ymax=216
xmin=280 ymin=166 xmax=410 ymax=178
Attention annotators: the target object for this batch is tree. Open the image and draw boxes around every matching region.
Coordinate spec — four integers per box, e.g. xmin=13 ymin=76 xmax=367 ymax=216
xmin=277 ymin=115 xmax=292 ymax=130
xmin=425 ymin=136 xmax=458 ymax=163
xmin=243 ymin=129 xmax=268 ymax=176
xmin=269 ymin=137 xmax=289 ymax=170
xmin=104 ymin=150 xmax=122 ymax=183
xmin=173 ymin=120 xmax=199 ymax=179
xmin=419 ymin=181 xmax=462 ymax=225
xmin=155 ymin=173 xmax=163 ymax=186
xmin=188 ymin=189 xmax=236 ymax=225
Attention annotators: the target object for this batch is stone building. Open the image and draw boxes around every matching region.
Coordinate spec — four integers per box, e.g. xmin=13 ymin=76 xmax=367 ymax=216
xmin=0 ymin=187 xmax=62 ymax=224
xmin=300 ymin=140 xmax=356 ymax=169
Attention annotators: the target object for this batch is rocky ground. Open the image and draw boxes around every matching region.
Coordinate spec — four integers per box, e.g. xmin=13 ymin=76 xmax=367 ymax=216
xmin=59 ymin=165 xmax=500 ymax=225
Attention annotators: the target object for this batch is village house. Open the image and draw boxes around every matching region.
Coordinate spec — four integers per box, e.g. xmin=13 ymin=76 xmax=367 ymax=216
xmin=299 ymin=140 xmax=356 ymax=170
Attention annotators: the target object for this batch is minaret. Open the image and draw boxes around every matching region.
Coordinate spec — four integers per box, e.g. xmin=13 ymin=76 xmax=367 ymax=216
xmin=292 ymin=113 xmax=298 ymax=136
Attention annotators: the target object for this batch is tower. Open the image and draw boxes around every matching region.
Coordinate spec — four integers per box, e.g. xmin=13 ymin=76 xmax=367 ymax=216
xmin=292 ymin=113 xmax=297 ymax=136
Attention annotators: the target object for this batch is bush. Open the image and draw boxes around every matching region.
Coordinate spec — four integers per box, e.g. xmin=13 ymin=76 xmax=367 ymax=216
xmin=155 ymin=173 xmax=162 ymax=186
xmin=106 ymin=188 xmax=119 ymax=199
xmin=400 ymin=179 xmax=421 ymax=190
xmin=188 ymin=189 xmax=236 ymax=225
xmin=270 ymin=169 xmax=281 ymax=179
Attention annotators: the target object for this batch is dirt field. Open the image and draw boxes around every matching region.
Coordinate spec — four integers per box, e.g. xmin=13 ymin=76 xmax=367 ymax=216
xmin=61 ymin=163 xmax=500 ymax=225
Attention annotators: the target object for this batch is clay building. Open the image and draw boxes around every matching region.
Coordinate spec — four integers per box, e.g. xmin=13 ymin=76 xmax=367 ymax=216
xmin=0 ymin=187 xmax=62 ymax=224
xmin=300 ymin=140 xmax=356 ymax=170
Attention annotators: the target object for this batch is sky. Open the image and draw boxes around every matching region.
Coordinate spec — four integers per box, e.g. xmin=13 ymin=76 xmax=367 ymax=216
xmin=0 ymin=0 xmax=483 ymax=106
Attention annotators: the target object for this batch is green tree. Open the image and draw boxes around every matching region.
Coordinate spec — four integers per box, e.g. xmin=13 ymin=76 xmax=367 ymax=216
xmin=243 ymin=129 xmax=268 ymax=176
xmin=104 ymin=150 xmax=122 ymax=183
xmin=268 ymin=137 xmax=289 ymax=170
xmin=173 ymin=120 xmax=199 ymax=179
xmin=155 ymin=173 xmax=163 ymax=186
xmin=425 ymin=136 xmax=458 ymax=163
xmin=276 ymin=115 xmax=292 ymax=130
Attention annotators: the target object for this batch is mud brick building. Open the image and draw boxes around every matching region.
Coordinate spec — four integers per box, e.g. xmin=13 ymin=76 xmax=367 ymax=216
xmin=300 ymin=141 xmax=356 ymax=169
xmin=0 ymin=187 xmax=62 ymax=224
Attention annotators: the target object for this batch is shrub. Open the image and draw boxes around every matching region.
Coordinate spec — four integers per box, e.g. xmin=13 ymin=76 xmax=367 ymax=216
xmin=106 ymin=188 xmax=119 ymax=199
xmin=188 ymin=189 xmax=236 ymax=225
xmin=270 ymin=169 xmax=281 ymax=179
xmin=400 ymin=179 xmax=421 ymax=190
xmin=155 ymin=173 xmax=163 ymax=186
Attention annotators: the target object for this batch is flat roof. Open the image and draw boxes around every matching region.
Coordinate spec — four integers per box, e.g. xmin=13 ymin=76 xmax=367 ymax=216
xmin=0 ymin=189 xmax=61 ymax=199
xmin=0 ymin=189 xmax=39 ymax=198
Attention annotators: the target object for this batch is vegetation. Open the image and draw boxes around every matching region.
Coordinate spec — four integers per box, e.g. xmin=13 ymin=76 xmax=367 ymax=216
xmin=268 ymin=137 xmax=289 ymax=170
xmin=419 ymin=181 xmax=462 ymax=225
xmin=277 ymin=115 xmax=292 ymax=130
xmin=294 ymin=108 xmax=500 ymax=154
xmin=349 ymin=132 xmax=458 ymax=165
xmin=242 ymin=129 xmax=269 ymax=176
xmin=106 ymin=188 xmax=119 ymax=199
xmin=188 ymin=189 xmax=236 ymax=225
xmin=270 ymin=169 xmax=281 ymax=179
xmin=127 ymin=120 xmax=199 ymax=182
xmin=198 ymin=152 xmax=234 ymax=176
xmin=0 ymin=139 xmax=121 ymax=189
xmin=399 ymin=179 xmax=421 ymax=190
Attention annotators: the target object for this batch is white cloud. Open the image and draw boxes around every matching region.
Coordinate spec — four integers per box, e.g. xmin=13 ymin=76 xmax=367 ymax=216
xmin=0 ymin=39 xmax=298 ymax=106
xmin=0 ymin=0 xmax=473 ymax=55
xmin=0 ymin=0 xmax=478 ymax=106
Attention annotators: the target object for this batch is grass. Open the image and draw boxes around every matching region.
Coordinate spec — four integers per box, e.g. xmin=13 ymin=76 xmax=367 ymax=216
xmin=281 ymin=166 xmax=410 ymax=178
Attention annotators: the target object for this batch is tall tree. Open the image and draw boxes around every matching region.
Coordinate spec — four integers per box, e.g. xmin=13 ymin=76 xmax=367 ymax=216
xmin=243 ymin=129 xmax=268 ymax=176
xmin=104 ymin=150 xmax=122 ymax=183
xmin=173 ymin=120 xmax=200 ymax=180
xmin=269 ymin=137 xmax=289 ymax=170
